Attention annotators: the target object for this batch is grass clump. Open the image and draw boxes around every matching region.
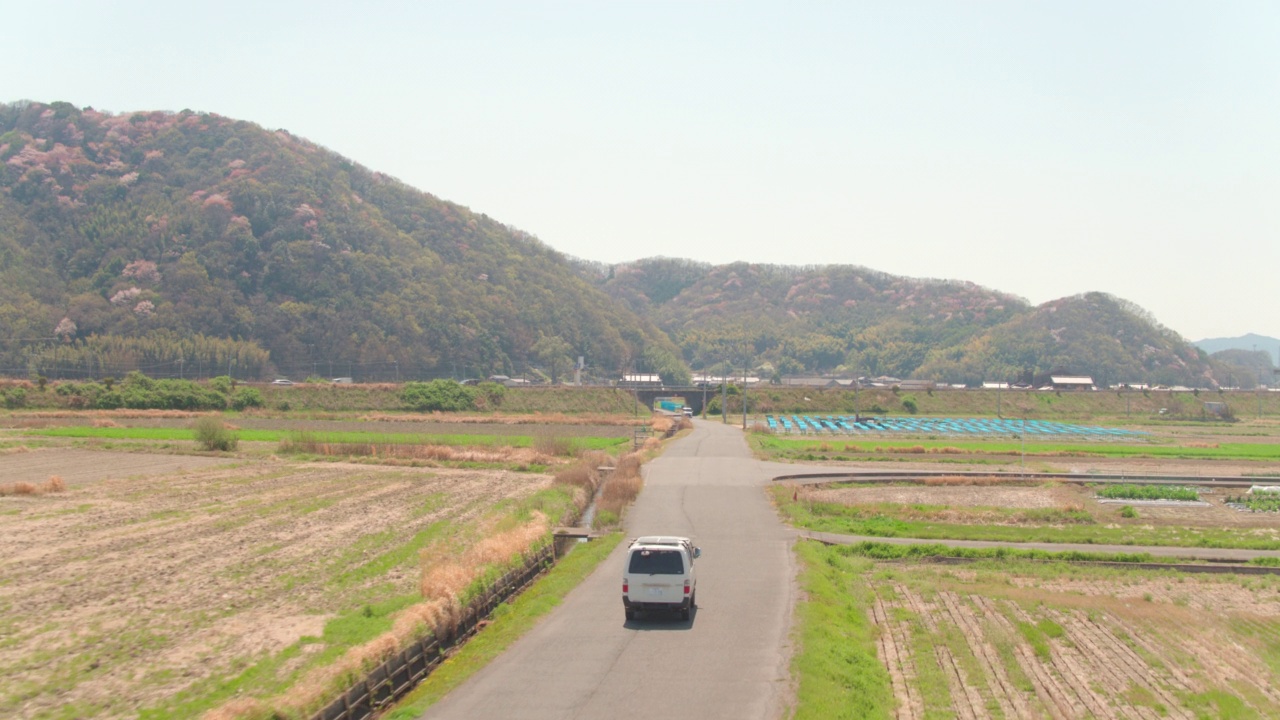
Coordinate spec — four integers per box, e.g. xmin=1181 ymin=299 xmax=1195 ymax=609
xmin=192 ymin=416 xmax=238 ymax=451
xmin=0 ymin=476 xmax=69 ymax=496
xmin=1226 ymin=494 xmax=1280 ymax=513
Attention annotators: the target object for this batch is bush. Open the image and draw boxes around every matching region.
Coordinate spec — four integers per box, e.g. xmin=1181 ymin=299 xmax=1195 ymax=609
xmin=192 ymin=417 xmax=238 ymax=451
xmin=1120 ymin=505 xmax=1138 ymax=519
xmin=400 ymin=380 xmax=477 ymax=412
xmin=901 ymin=395 xmax=918 ymax=414
xmin=230 ymin=387 xmax=263 ymax=410
xmin=55 ymin=373 xmax=230 ymax=410
xmin=2 ymin=387 xmax=26 ymax=409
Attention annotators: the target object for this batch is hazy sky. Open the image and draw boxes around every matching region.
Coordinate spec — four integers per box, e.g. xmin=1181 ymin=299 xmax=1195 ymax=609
xmin=9 ymin=1 xmax=1280 ymax=342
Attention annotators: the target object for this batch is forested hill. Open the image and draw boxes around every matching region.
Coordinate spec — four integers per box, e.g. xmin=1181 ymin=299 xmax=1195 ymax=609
xmin=0 ymin=101 xmax=685 ymax=383
xmin=586 ymin=258 xmax=1218 ymax=387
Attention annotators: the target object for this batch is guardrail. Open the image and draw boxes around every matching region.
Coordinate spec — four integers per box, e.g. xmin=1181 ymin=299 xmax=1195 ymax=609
xmin=309 ymin=544 xmax=555 ymax=720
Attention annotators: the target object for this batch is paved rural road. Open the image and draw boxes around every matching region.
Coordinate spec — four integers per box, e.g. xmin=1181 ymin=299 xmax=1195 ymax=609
xmin=420 ymin=420 xmax=799 ymax=720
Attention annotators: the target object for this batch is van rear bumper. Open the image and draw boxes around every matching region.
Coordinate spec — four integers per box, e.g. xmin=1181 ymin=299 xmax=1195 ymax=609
xmin=623 ymin=596 xmax=691 ymax=612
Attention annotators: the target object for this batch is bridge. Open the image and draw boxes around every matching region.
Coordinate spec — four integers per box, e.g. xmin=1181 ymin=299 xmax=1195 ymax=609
xmin=626 ymin=385 xmax=721 ymax=415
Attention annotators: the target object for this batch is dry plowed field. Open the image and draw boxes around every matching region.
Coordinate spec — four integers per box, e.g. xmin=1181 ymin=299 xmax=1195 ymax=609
xmin=870 ymin=565 xmax=1280 ymax=718
xmin=0 ymin=447 xmax=230 ymax=485
xmin=0 ymin=450 xmax=552 ymax=719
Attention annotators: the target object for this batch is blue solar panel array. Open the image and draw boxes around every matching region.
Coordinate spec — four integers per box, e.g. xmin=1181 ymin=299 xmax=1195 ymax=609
xmin=763 ymin=415 xmax=1145 ymax=438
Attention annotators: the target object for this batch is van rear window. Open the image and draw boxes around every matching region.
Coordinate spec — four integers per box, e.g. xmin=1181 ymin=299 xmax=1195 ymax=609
xmin=628 ymin=549 xmax=684 ymax=575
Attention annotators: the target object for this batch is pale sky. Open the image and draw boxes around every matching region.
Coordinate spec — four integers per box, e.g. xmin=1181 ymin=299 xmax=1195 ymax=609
xmin=9 ymin=1 xmax=1280 ymax=342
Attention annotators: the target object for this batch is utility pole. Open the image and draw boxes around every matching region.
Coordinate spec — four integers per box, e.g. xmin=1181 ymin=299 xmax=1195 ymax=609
xmin=742 ymin=362 xmax=748 ymax=429
xmin=1020 ymin=414 xmax=1026 ymax=479
xmin=701 ymin=373 xmax=708 ymax=419
xmin=721 ymin=361 xmax=727 ymax=424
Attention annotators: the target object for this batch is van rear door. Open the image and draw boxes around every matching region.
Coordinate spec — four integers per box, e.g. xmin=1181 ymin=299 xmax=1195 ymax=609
xmin=627 ymin=548 xmax=685 ymax=604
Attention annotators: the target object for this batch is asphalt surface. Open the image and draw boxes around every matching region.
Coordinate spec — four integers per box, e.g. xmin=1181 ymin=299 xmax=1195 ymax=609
xmin=419 ymin=420 xmax=799 ymax=720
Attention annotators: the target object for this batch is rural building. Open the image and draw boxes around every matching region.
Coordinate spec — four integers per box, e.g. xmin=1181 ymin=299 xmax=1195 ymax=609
xmin=780 ymin=377 xmax=855 ymax=388
xmin=1049 ymin=375 xmax=1095 ymax=391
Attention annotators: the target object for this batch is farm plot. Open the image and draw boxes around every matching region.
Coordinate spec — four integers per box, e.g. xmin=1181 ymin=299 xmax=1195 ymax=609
xmin=0 ymin=447 xmax=230 ymax=486
xmin=866 ymin=560 xmax=1280 ymax=718
xmin=790 ymin=478 xmax=1280 ymax=549
xmin=0 ymin=454 xmax=557 ymax=720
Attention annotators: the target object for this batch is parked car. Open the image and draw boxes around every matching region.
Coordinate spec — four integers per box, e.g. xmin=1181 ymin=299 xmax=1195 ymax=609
xmin=622 ymin=536 xmax=700 ymax=621
xmin=271 ymin=378 xmax=294 ymax=386
xmin=330 ymin=377 xmax=353 ymax=384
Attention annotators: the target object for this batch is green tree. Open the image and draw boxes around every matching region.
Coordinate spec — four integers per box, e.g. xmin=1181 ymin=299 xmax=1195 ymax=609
xmin=532 ymin=335 xmax=574 ymax=385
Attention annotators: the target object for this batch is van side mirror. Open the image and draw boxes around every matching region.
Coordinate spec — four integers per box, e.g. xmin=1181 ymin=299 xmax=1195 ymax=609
xmin=693 ymin=547 xmax=701 ymax=559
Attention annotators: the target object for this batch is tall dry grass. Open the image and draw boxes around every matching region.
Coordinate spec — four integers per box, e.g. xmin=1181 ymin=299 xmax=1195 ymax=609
xmin=593 ymin=451 xmax=645 ymax=528
xmin=0 ymin=476 xmax=67 ymax=496
xmin=207 ymin=513 xmax=552 ymax=720
xmin=531 ymin=427 xmax=574 ymax=457
xmin=551 ymin=450 xmax=613 ymax=512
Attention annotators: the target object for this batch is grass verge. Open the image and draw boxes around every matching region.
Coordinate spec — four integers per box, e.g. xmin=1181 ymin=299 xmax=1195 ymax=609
xmin=384 ymin=533 xmax=624 ymax=719
xmin=789 ymin=540 xmax=894 ymax=720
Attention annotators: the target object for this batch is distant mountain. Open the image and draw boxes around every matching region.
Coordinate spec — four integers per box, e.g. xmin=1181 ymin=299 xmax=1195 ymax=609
xmin=0 ymin=101 xmax=685 ymax=382
xmin=0 ymin=100 xmax=1229 ymax=389
xmin=587 ymin=259 xmax=1027 ymax=377
xmin=1195 ymin=334 xmax=1280 ymax=365
xmin=917 ymin=292 xmax=1215 ymax=388
xmin=588 ymin=259 xmax=1219 ymax=387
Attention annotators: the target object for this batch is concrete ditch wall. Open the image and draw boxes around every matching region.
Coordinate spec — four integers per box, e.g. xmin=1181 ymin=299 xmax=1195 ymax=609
xmin=309 ymin=544 xmax=555 ymax=720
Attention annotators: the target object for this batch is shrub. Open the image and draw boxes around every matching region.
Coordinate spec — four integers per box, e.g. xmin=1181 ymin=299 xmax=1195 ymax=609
xmin=532 ymin=432 xmax=574 ymax=457
xmin=192 ymin=417 xmax=238 ymax=452
xmin=230 ymin=387 xmax=263 ymax=410
xmin=474 ymin=381 xmax=506 ymax=409
xmin=2 ymin=387 xmax=26 ymax=408
xmin=400 ymin=380 xmax=477 ymax=412
xmin=1120 ymin=505 xmax=1138 ymax=519
xmin=901 ymin=395 xmax=918 ymax=414
xmin=44 ymin=476 xmax=66 ymax=493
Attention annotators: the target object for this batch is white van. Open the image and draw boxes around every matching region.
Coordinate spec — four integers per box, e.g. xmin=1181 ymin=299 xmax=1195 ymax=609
xmin=622 ymin=536 xmax=700 ymax=621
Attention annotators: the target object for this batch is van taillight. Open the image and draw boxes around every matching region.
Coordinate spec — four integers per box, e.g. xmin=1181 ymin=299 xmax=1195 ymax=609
xmin=684 ymin=581 xmax=690 ymax=595
xmin=623 ymin=580 xmax=629 ymax=593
